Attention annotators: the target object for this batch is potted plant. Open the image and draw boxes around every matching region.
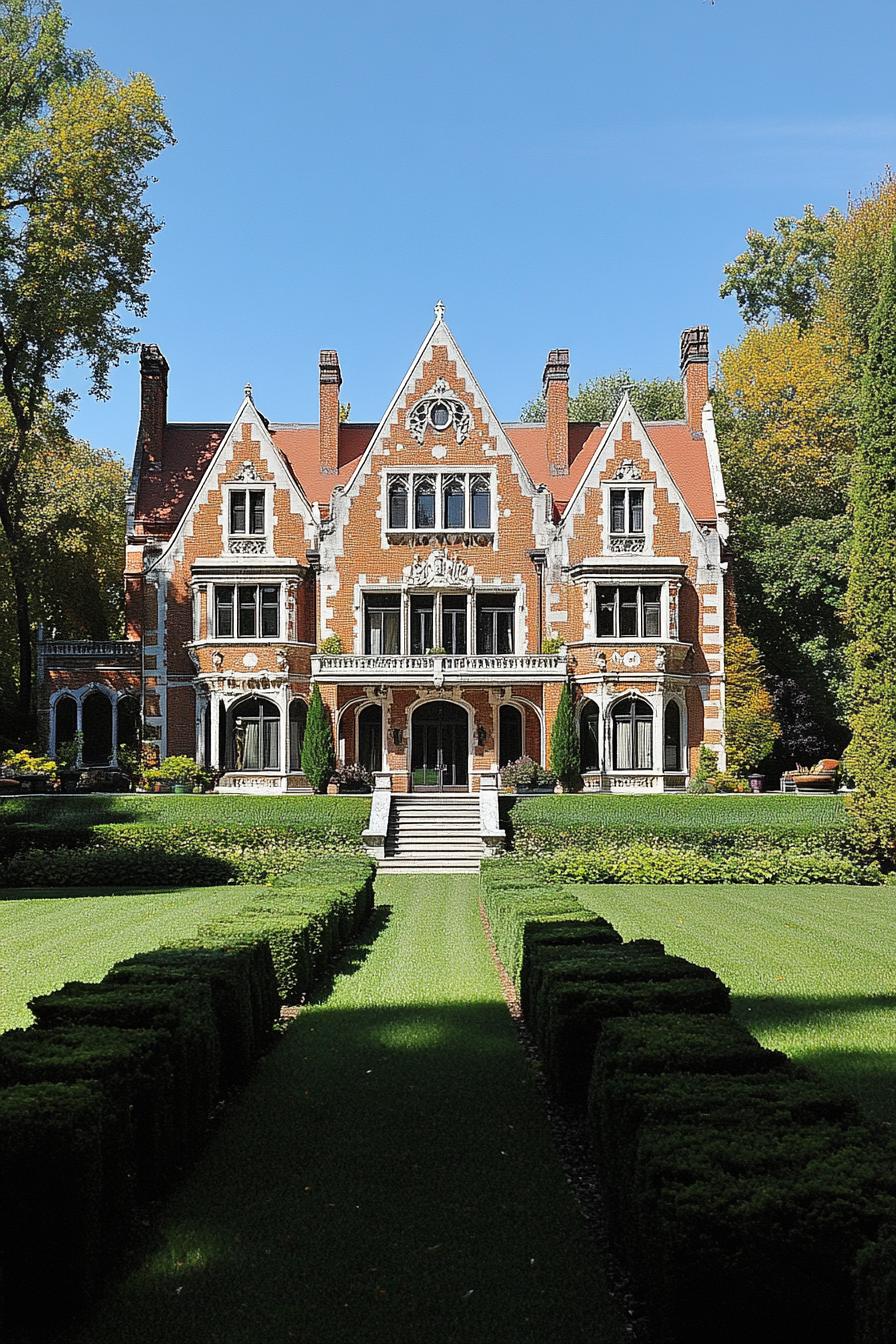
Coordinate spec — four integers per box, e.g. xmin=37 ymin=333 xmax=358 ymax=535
xmin=140 ymin=767 xmax=163 ymax=793
xmin=318 ymin=635 xmax=344 ymax=655
xmin=158 ymin=755 xmax=200 ymax=794
xmin=333 ymin=762 xmax=373 ymax=794
xmin=116 ymin=744 xmax=140 ymax=791
xmin=56 ymin=732 xmax=83 ymax=792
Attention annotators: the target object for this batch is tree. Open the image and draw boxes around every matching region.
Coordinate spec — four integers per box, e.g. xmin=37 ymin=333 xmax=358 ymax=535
xmin=521 ymin=372 xmax=683 ymax=424
xmin=0 ymin=1 xmax=172 ymax=724
xmin=844 ymin=226 xmax=896 ymax=863
xmin=719 ymin=205 xmax=839 ymax=329
xmin=723 ymin=624 xmax=781 ymax=777
xmin=549 ymin=683 xmax=580 ymax=790
xmin=828 ymin=171 xmax=896 ymax=355
xmin=301 ymin=684 xmax=335 ymax=793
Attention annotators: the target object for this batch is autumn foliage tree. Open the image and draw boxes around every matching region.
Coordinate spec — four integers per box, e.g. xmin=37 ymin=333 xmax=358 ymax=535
xmin=844 ymin=226 xmax=896 ymax=863
xmin=0 ymin=0 xmax=172 ymax=727
xmin=723 ymin=624 xmax=781 ymax=777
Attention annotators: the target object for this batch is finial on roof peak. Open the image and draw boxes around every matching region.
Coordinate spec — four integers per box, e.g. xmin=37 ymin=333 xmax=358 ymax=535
xmin=434 ymin=299 xmax=445 ymax=322
xmin=244 ymin=382 xmax=253 ymax=403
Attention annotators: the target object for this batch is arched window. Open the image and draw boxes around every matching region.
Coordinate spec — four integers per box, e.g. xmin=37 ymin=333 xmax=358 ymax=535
xmin=580 ymin=700 xmax=601 ymax=772
xmin=414 ymin=475 xmax=436 ymax=529
xmin=358 ymin=703 xmax=383 ymax=774
xmin=54 ymin=696 xmax=77 ymax=757
xmin=289 ymin=700 xmax=307 ymax=772
xmin=232 ymin=697 xmax=280 ymax=771
xmin=499 ymin=703 xmax=523 ymax=767
xmin=664 ymin=701 xmax=682 ymax=772
xmin=443 ymin=475 xmax=466 ymax=529
xmin=82 ymin=690 xmax=113 ymax=766
xmin=388 ymin=475 xmax=408 ymax=530
xmin=471 ymin=475 xmax=491 ymax=529
xmin=611 ymin=697 xmax=653 ymax=771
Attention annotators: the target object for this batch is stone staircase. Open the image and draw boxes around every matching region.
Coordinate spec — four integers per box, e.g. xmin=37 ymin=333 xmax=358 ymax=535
xmin=379 ymin=794 xmax=484 ymax=874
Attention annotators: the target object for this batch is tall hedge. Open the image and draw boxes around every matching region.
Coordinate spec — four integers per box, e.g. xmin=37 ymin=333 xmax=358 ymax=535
xmin=301 ymin=684 xmax=335 ymax=794
xmin=845 ymin=224 xmax=896 ymax=864
xmin=549 ymin=684 xmax=580 ymax=789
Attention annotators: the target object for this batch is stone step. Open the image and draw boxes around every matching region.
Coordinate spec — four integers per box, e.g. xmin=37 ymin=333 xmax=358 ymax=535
xmin=378 ymin=860 xmax=482 ymax=874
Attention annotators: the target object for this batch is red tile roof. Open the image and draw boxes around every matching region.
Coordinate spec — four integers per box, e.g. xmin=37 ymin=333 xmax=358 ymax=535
xmin=134 ymin=418 xmax=717 ymax=536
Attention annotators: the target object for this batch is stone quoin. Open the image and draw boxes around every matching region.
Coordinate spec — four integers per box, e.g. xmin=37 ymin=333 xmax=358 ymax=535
xmin=39 ymin=307 xmax=730 ymax=793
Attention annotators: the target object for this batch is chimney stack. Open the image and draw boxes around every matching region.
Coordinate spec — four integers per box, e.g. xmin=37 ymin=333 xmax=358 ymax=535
xmin=319 ymin=350 xmax=342 ymax=475
xmin=139 ymin=344 xmax=168 ymax=471
xmin=680 ymin=326 xmax=709 ymax=432
xmin=543 ymin=348 xmax=569 ymax=477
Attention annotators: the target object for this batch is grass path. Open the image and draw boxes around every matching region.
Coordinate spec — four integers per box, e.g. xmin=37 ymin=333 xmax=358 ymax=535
xmin=576 ymin=883 xmax=896 ymax=1125
xmin=74 ymin=876 xmax=627 ymax=1344
xmin=0 ymin=887 xmax=259 ymax=1030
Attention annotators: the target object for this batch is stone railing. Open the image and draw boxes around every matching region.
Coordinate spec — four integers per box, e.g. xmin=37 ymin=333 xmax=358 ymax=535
xmin=41 ymin=639 xmax=141 ymax=662
xmin=311 ymin=652 xmax=567 ymax=685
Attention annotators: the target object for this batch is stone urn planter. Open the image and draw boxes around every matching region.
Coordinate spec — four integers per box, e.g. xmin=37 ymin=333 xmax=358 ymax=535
xmin=748 ymin=773 xmax=765 ymax=794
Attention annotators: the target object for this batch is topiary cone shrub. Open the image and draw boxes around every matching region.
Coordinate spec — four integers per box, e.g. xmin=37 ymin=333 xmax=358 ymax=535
xmin=301 ymin=684 xmax=335 ymax=794
xmin=550 ymin=684 xmax=581 ymax=792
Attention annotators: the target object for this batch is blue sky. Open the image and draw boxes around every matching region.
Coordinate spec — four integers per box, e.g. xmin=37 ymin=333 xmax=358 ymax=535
xmin=67 ymin=0 xmax=896 ymax=461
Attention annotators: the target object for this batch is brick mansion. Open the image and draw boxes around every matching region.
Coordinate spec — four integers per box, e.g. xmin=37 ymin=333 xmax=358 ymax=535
xmin=39 ymin=306 xmax=730 ymax=793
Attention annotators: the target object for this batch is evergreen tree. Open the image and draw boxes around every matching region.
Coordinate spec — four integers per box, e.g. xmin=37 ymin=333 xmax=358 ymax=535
xmin=550 ymin=684 xmax=580 ymax=790
xmin=301 ymin=684 xmax=335 ymax=794
xmin=844 ymin=225 xmax=896 ymax=862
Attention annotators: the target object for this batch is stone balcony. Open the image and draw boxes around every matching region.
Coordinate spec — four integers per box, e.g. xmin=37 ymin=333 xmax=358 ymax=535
xmin=39 ymin=639 xmax=141 ymax=668
xmin=310 ymin=652 xmax=568 ymax=686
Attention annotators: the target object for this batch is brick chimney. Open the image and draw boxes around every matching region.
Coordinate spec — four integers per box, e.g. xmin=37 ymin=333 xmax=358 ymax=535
xmin=319 ymin=350 xmax=342 ymax=475
xmin=139 ymin=344 xmax=168 ymax=471
xmin=680 ymin=326 xmax=709 ymax=432
xmin=543 ymin=348 xmax=569 ymax=477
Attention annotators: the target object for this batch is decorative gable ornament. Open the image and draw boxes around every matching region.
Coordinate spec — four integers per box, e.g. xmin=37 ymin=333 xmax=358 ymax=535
xmin=232 ymin=459 xmax=263 ymax=482
xmin=611 ymin=458 xmax=642 ymax=481
xmin=404 ymin=549 xmax=474 ymax=589
xmin=405 ymin=378 xmax=473 ymax=446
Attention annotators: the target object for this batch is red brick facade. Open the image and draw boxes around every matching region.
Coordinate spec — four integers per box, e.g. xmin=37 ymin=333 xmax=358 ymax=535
xmin=40 ymin=311 xmax=729 ymax=792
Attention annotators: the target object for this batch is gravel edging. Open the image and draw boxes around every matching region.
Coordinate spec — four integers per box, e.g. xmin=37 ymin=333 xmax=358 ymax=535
xmin=477 ymin=894 xmax=649 ymax=1344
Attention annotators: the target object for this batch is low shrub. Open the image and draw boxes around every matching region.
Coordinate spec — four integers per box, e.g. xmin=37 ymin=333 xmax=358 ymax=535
xmin=0 ymin=1023 xmax=176 ymax=1214
xmin=591 ymin=1012 xmax=788 ymax=1084
xmin=591 ymin=1068 xmax=894 ymax=1341
xmin=539 ymin=840 xmax=878 ymax=885
xmin=536 ymin=946 xmax=730 ymax=1104
xmin=28 ymin=980 xmax=221 ymax=1165
xmin=0 ymin=1082 xmax=104 ymax=1338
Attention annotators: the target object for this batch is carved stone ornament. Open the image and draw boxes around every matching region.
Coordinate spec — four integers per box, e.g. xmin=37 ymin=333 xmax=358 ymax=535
xmin=596 ymin=651 xmax=607 ymax=673
xmin=655 ymin=648 xmax=667 ymax=671
xmin=405 ymin=378 xmax=473 ymax=445
xmin=212 ymin=650 xmax=224 ymax=671
xmin=609 ymin=536 xmax=646 ymax=554
xmin=228 ymin=538 xmax=267 ymax=555
xmin=611 ymin=458 xmax=642 ymax=481
xmin=232 ymin=459 xmax=263 ymax=482
xmin=404 ymin=549 xmax=474 ymax=589
xmin=276 ymin=648 xmax=289 ymax=672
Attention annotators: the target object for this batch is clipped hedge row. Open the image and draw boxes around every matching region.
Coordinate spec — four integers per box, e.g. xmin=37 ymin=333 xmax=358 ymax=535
xmin=0 ymin=824 xmax=375 ymax=889
xmin=480 ymin=860 xmax=896 ymax=1343
xmin=540 ymin=839 xmax=881 ymax=885
xmin=0 ymin=857 xmax=375 ymax=1340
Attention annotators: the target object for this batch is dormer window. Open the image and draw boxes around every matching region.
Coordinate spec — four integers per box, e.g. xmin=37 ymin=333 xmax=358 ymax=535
xmin=225 ymin=473 xmax=272 ymax=555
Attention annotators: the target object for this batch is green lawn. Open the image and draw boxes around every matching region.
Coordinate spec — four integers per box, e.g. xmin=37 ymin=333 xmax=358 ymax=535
xmin=506 ymin=791 xmax=847 ymax=834
xmin=575 ymin=883 xmax=896 ymax=1125
xmin=73 ymin=877 xmax=627 ymax=1344
xmin=0 ymin=886 xmax=262 ymax=1030
xmin=0 ymin=793 xmax=371 ymax=831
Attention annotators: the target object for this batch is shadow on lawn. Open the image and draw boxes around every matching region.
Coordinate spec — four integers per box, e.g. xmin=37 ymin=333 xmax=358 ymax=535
xmin=306 ymin=904 xmax=393 ymax=1005
xmin=735 ymin=991 xmax=896 ymax=1128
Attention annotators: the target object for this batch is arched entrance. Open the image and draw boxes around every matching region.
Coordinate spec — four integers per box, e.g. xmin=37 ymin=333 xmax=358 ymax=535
xmin=230 ymin=696 xmax=281 ymax=772
xmin=498 ymin=703 xmax=523 ymax=767
xmin=410 ymin=700 xmax=469 ymax=791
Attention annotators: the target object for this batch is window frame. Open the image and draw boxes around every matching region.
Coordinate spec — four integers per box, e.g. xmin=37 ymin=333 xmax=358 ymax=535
xmin=213 ymin=582 xmax=282 ymax=641
xmin=383 ymin=468 xmax=496 ymax=536
xmin=223 ymin=481 xmax=274 ymax=553
xmin=594 ymin=582 xmax=666 ymax=641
